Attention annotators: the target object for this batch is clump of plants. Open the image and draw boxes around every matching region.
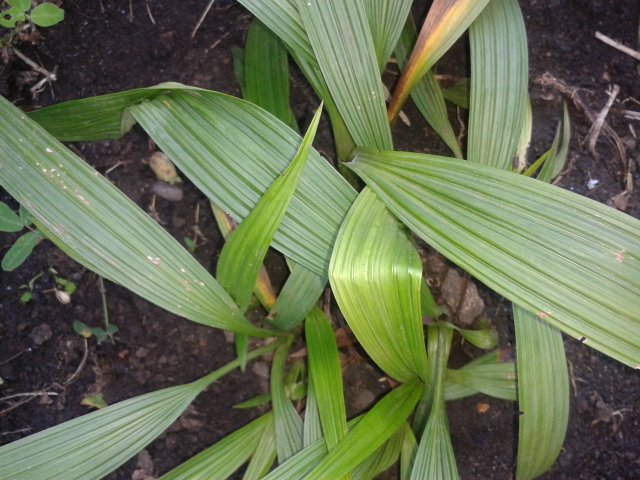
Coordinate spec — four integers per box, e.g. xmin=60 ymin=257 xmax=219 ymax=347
xmin=0 ymin=1 xmax=638 ymax=479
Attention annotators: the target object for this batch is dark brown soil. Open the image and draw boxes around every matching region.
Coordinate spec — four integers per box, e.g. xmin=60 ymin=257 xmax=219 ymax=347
xmin=1 ymin=1 xmax=639 ymax=479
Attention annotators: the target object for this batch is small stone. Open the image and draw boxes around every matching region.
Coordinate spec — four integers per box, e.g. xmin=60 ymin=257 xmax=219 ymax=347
xmin=441 ymin=270 xmax=485 ymax=326
xmin=152 ymin=181 xmax=183 ymax=202
xmin=354 ymin=389 xmax=375 ymax=412
xmin=135 ymin=347 xmax=149 ymax=359
xmin=29 ymin=323 xmax=52 ymax=345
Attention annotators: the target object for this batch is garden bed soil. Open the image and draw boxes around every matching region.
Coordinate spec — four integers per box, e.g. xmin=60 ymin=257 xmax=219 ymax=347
xmin=1 ymin=1 xmax=639 ymax=478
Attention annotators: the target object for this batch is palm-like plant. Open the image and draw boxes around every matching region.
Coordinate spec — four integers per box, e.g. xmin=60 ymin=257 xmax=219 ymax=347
xmin=0 ymin=1 xmax=638 ymax=479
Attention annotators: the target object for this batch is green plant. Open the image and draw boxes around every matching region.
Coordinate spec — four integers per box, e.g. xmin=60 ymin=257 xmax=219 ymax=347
xmin=0 ymin=1 xmax=638 ymax=480
xmin=0 ymin=0 xmax=64 ymax=30
xmin=0 ymin=200 xmax=44 ymax=271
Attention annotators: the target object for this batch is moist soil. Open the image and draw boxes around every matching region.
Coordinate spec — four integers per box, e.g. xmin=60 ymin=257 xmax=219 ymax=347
xmin=1 ymin=1 xmax=639 ymax=479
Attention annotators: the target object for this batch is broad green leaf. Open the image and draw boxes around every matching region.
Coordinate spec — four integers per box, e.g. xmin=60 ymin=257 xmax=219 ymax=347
xmin=468 ymin=0 xmax=528 ymax=170
xmin=243 ymin=415 xmax=277 ymax=480
xmin=0 ymin=96 xmax=268 ymax=337
xmin=305 ymin=308 xmax=348 ymax=450
xmin=270 ymin=262 xmax=326 ymax=331
xmin=217 ymin=104 xmax=322 ymax=311
xmin=27 ymin=84 xmax=189 ymax=141
xmin=388 ymin=0 xmax=491 ymax=121
xmin=538 ymin=103 xmax=570 ymax=183
xmin=329 ymin=188 xmax=428 ymax=382
xmin=295 ymin=0 xmax=392 ymax=150
xmin=349 ymin=149 xmax=640 ymax=368
xmin=126 ymin=89 xmax=357 ymax=276
xmin=0 ymin=201 xmax=23 ymax=232
xmin=161 ymin=414 xmax=272 ymax=480
xmin=394 ymin=17 xmax=463 ymax=159
xmin=271 ymin=340 xmax=304 ymax=462
xmin=29 ymin=2 xmax=64 ymax=27
xmin=0 ymin=6 xmax=25 ymax=28
xmin=0 ymin=343 xmax=278 ymax=480
xmin=352 ymin=424 xmax=405 ymax=480
xmin=304 ymin=379 xmax=423 ymax=480
xmin=7 ymin=0 xmax=31 ymax=12
xmin=244 ymin=19 xmax=297 ymax=130
xmin=514 ymin=305 xmax=569 ymax=480
xmin=410 ymin=326 xmax=458 ymax=480
xmin=2 ymin=230 xmax=43 ymax=271
xmin=363 ymin=0 xmax=413 ymax=71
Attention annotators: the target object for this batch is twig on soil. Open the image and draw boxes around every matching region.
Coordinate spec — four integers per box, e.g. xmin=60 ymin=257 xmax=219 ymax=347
xmin=0 ymin=428 xmax=32 ymax=436
xmin=586 ymin=84 xmax=620 ymax=157
xmin=64 ymin=338 xmax=88 ymax=386
xmin=128 ymin=0 xmax=134 ymax=23
xmin=0 ymin=347 xmax=32 ymax=366
xmin=536 ymin=73 xmax=628 ymax=179
xmin=98 ymin=276 xmax=111 ymax=334
xmin=0 ymin=391 xmax=59 ymax=402
xmin=11 ymin=47 xmax=56 ymax=81
xmin=595 ymin=31 xmax=640 ymax=61
xmin=191 ymin=0 xmax=216 ymax=39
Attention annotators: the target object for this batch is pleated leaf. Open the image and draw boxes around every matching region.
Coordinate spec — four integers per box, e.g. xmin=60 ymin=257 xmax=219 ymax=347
xmin=295 ymin=0 xmax=392 ymax=150
xmin=271 ymin=341 xmax=304 ymax=463
xmin=271 ymin=263 xmax=326 ymax=330
xmin=305 ymin=307 xmax=348 ymax=450
xmin=388 ymin=0 xmax=491 ymax=121
xmin=537 ymin=103 xmax=570 ymax=183
xmin=129 ymin=90 xmax=357 ymax=276
xmin=329 ymin=188 xmax=428 ymax=382
xmin=160 ymin=414 xmax=272 ymax=480
xmin=446 ymin=363 xmax=517 ymax=401
xmin=400 ymin=423 xmax=418 ymax=480
xmin=352 ymin=423 xmax=405 ymax=480
xmin=28 ymin=87 xmax=357 ymax=275
xmin=363 ymin=0 xmax=413 ymax=71
xmin=468 ymin=0 xmax=528 ymax=170
xmin=303 ymin=370 xmax=323 ymax=447
xmin=514 ymin=305 xmax=569 ymax=479
xmin=394 ymin=17 xmax=462 ymax=158
xmin=410 ymin=327 xmax=458 ymax=480
xmin=304 ymin=379 xmax=423 ymax=480
xmin=244 ymin=19 xmax=297 ymax=130
xmin=349 ymin=149 xmax=640 ymax=368
xmin=217 ymin=105 xmax=321 ymax=312
xmin=0 ymin=96 xmax=267 ymax=337
xmin=243 ymin=414 xmax=277 ymax=480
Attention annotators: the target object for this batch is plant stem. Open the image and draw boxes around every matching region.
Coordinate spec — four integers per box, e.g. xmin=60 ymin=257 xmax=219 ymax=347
xmin=193 ymin=338 xmax=284 ymax=390
xmin=98 ymin=276 xmax=109 ymax=330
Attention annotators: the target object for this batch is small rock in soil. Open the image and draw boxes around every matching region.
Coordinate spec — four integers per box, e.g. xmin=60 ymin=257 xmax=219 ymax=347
xmin=28 ymin=323 xmax=53 ymax=345
xmin=152 ymin=181 xmax=183 ymax=202
xmin=441 ymin=270 xmax=485 ymax=326
xmin=131 ymin=449 xmax=156 ymax=480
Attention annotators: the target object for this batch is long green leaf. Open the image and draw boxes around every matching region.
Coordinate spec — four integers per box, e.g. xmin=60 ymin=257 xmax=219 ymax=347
xmin=243 ymin=414 xmax=277 ymax=480
xmin=410 ymin=327 xmax=458 ymax=480
xmin=295 ymin=0 xmax=392 ymax=150
xmin=329 ymin=188 xmax=428 ymax=382
xmin=0 ymin=343 xmax=279 ymax=480
xmin=217 ymin=105 xmax=322 ymax=312
xmin=394 ymin=17 xmax=463 ymax=158
xmin=446 ymin=363 xmax=517 ymax=401
xmin=514 ymin=305 xmax=569 ymax=479
xmin=271 ymin=262 xmax=326 ymax=331
xmin=303 ymin=371 xmax=322 ymax=447
xmin=0 ymin=95 xmax=268 ymax=337
xmin=128 ymin=90 xmax=357 ymax=276
xmin=28 ymin=87 xmax=357 ymax=275
xmin=304 ymin=379 xmax=423 ymax=480
xmin=363 ymin=0 xmax=413 ymax=71
xmin=349 ymin=149 xmax=640 ymax=368
xmin=161 ymin=414 xmax=272 ymax=480
xmin=537 ymin=103 xmax=570 ymax=183
xmin=244 ymin=19 xmax=297 ymax=130
xmin=271 ymin=340 xmax=304 ymax=462
xmin=352 ymin=423 xmax=405 ymax=480
xmin=468 ymin=0 xmax=528 ymax=170
xmin=305 ymin=308 xmax=348 ymax=450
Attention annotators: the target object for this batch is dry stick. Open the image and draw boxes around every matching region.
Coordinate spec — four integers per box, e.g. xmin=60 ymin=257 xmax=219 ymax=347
xmin=586 ymin=84 xmax=620 ymax=157
xmin=191 ymin=0 xmax=216 ymax=39
xmin=11 ymin=47 xmax=57 ymax=81
xmin=64 ymin=338 xmax=89 ymax=386
xmin=145 ymin=0 xmax=156 ymax=25
xmin=595 ymin=31 xmax=640 ymax=61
